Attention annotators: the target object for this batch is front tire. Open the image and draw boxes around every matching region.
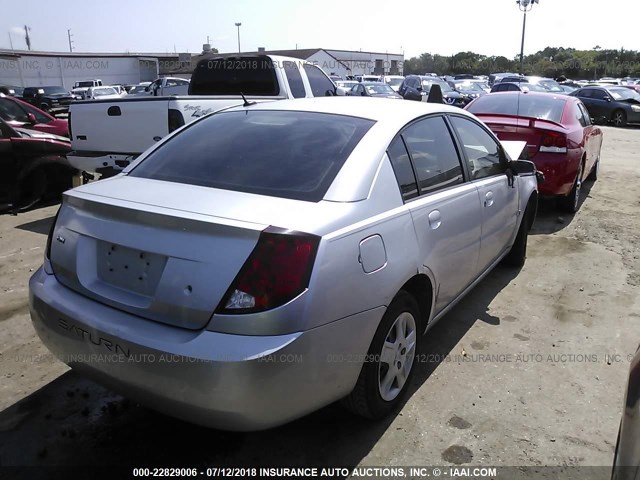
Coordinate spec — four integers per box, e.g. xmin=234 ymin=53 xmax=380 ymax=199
xmin=15 ymin=168 xmax=47 ymax=212
xmin=343 ymin=290 xmax=420 ymax=419
xmin=612 ymin=109 xmax=627 ymax=128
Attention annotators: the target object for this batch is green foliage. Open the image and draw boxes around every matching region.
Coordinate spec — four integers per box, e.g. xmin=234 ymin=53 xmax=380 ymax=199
xmin=403 ymin=47 xmax=640 ymax=79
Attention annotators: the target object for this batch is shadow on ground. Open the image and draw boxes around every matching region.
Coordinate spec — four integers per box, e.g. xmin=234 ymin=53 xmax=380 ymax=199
xmin=14 ymin=215 xmax=55 ymax=236
xmin=0 ymin=263 xmax=521 ymax=470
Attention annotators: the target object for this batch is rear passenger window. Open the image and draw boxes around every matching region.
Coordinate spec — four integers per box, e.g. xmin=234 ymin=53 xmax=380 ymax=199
xmin=450 ymin=116 xmax=504 ymax=180
xmin=283 ymin=61 xmax=306 ymax=98
xmin=387 ymin=138 xmax=418 ymax=201
xmin=302 ymin=64 xmax=335 ymax=97
xmin=402 ymin=116 xmax=464 ymax=194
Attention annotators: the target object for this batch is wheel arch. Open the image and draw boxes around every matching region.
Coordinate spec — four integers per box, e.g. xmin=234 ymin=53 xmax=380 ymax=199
xmin=396 ymin=273 xmax=434 ymax=331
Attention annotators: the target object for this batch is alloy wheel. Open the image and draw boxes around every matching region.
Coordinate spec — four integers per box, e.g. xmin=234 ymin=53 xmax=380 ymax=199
xmin=378 ymin=312 xmax=417 ymax=402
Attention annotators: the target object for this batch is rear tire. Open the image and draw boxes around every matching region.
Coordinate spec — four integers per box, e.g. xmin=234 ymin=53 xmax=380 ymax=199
xmin=342 ymin=290 xmax=420 ymax=419
xmin=504 ymin=205 xmax=531 ymax=267
xmin=612 ymin=109 xmax=627 ymax=128
xmin=15 ymin=168 xmax=47 ymax=212
xmin=587 ymin=155 xmax=599 ymax=182
xmin=558 ymin=161 xmax=583 ymax=213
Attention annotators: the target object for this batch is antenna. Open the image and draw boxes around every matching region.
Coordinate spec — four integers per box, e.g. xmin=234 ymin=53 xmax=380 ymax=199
xmin=239 ymin=92 xmax=255 ymax=107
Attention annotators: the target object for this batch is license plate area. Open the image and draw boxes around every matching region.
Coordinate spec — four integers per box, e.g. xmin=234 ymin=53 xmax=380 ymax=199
xmin=96 ymin=241 xmax=167 ymax=296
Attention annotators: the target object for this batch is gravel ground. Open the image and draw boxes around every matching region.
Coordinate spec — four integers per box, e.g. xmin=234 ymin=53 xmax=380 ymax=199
xmin=0 ymin=126 xmax=638 ymax=474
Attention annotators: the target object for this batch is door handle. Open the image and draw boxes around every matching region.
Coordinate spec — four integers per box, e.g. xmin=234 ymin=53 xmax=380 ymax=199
xmin=484 ymin=191 xmax=494 ymax=207
xmin=428 ymin=210 xmax=441 ymax=230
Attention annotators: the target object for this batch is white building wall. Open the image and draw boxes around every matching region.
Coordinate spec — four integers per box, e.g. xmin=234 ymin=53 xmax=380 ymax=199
xmin=305 ymin=51 xmax=350 ymax=78
xmin=0 ymin=55 xmax=158 ymax=88
xmin=325 ymin=50 xmax=404 ymax=76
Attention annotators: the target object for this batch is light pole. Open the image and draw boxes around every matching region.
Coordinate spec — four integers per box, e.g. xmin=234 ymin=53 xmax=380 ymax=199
xmin=516 ymin=0 xmax=538 ymax=73
xmin=235 ymin=22 xmax=242 ymax=53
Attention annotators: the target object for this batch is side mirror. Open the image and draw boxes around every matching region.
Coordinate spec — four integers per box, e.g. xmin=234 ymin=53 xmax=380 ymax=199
xmin=144 ymin=86 xmax=150 ymax=92
xmin=26 ymin=113 xmax=37 ymax=124
xmin=416 ymin=85 xmax=423 ymax=91
xmin=509 ymin=159 xmax=536 ymax=175
xmin=604 ymin=96 xmax=611 ymax=102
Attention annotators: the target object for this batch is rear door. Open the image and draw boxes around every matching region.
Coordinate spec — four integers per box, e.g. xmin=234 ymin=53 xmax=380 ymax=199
xmin=391 ymin=115 xmax=482 ymax=314
xmin=449 ymin=115 xmax=519 ymax=274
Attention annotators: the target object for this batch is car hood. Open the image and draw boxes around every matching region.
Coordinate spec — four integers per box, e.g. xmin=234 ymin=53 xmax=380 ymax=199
xmin=15 ymin=127 xmax=71 ymax=143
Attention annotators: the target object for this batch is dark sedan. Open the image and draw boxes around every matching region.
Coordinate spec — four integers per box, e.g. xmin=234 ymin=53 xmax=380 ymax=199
xmin=21 ymin=86 xmax=75 ymax=115
xmin=0 ymin=118 xmax=75 ymax=212
xmin=346 ymin=82 xmax=401 ymax=99
xmin=399 ymin=75 xmax=467 ymax=107
xmin=570 ymin=86 xmax=640 ymax=127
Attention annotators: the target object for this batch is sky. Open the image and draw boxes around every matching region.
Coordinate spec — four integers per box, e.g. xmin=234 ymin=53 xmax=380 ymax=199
xmin=1 ymin=0 xmax=638 ymax=59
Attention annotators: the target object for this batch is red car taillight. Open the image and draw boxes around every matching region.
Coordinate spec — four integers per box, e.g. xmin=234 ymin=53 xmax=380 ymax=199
xmin=217 ymin=227 xmax=320 ymax=314
xmin=539 ymin=131 xmax=567 ymax=153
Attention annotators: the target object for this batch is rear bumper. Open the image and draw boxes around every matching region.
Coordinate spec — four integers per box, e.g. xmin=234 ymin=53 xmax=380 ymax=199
xmin=530 ymin=151 xmax=581 ymax=196
xmin=66 ymin=152 xmax=135 ymax=177
xmin=29 ymin=266 xmax=383 ymax=431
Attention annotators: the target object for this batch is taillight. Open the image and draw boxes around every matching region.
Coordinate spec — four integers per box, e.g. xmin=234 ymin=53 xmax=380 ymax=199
xmin=539 ymin=131 xmax=567 ymax=153
xmin=168 ymin=108 xmax=185 ymax=133
xmin=217 ymin=227 xmax=320 ymax=314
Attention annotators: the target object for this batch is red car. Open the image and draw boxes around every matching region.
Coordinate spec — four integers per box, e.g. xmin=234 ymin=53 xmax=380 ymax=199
xmin=466 ymin=92 xmax=603 ymax=212
xmin=0 ymin=94 xmax=69 ymax=137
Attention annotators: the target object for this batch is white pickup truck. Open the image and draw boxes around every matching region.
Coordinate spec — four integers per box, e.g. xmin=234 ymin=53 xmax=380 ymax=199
xmin=67 ymin=55 xmax=338 ymax=178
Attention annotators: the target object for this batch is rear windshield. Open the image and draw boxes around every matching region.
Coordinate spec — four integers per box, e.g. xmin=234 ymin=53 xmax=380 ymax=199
xmin=467 ymin=94 xmax=566 ymax=123
xmin=130 ymin=110 xmax=375 ymax=202
xmin=42 ymin=87 xmax=68 ymax=95
xmin=189 ymin=56 xmax=280 ymax=96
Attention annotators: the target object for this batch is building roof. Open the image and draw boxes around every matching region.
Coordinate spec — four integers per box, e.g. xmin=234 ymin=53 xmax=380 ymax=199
xmin=0 ymin=49 xmax=179 ymax=58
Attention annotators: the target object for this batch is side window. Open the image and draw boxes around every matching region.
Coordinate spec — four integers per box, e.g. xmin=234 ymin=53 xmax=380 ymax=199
xmin=450 ymin=116 xmax=504 ymax=180
xmin=165 ymin=79 xmax=179 ymax=87
xmin=387 ymin=137 xmax=418 ymax=201
xmin=21 ymin=101 xmax=51 ymax=123
xmin=591 ymin=89 xmax=607 ymax=100
xmin=302 ymin=64 xmax=335 ymax=97
xmin=578 ymin=89 xmax=592 ymax=98
xmin=0 ymin=98 xmax=29 ymax=122
xmin=402 ymin=116 xmax=464 ymax=195
xmin=578 ymin=103 xmax=592 ymax=126
xmin=283 ymin=61 xmax=306 ymax=98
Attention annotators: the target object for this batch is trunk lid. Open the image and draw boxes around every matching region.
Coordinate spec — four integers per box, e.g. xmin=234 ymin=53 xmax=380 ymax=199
xmin=474 ymin=114 xmax=567 ymax=158
xmin=50 ymin=177 xmax=356 ymax=330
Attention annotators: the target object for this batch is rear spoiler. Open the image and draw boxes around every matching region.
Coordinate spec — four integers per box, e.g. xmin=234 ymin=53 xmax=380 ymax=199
xmin=474 ymin=112 xmax=566 ymax=130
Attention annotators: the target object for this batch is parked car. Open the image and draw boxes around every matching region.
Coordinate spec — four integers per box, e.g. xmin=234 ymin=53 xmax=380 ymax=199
xmin=346 ymin=82 xmax=402 ymax=99
xmin=399 ymin=75 xmax=467 ymax=107
xmin=67 ymin=55 xmax=338 ymax=178
xmin=560 ymin=85 xmax=578 ymax=94
xmin=148 ymin=77 xmax=190 ymax=96
xmin=498 ymin=76 xmax=565 ymax=93
xmin=488 ymin=72 xmax=520 ymax=86
xmin=84 ymin=86 xmax=122 ymax=100
xmin=356 ymin=75 xmax=382 ymax=82
xmin=0 ymin=85 xmax=24 ymax=98
xmin=335 ymin=80 xmax=359 ymax=96
xmin=466 ymin=92 xmax=602 ymax=212
xmin=73 ymin=79 xmax=103 ymax=89
xmin=570 ymin=86 xmax=640 ymax=127
xmin=30 ymin=97 xmax=539 ymax=431
xmin=612 ymin=344 xmax=640 ymax=480
xmin=0 ymin=94 xmax=69 ymax=137
xmin=0 ymin=118 xmax=75 ymax=211
xmin=22 ymin=86 xmax=75 ymax=114
xmin=451 ymin=81 xmax=487 ymax=102
xmin=383 ymin=75 xmax=405 ymax=92
xmin=490 ymin=82 xmax=549 ymax=93
xmin=126 ymin=82 xmax=152 ymax=96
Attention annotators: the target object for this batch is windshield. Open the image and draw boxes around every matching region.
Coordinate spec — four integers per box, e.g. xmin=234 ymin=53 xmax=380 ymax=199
xmin=521 ymin=83 xmax=549 ymax=92
xmin=129 ymin=85 xmax=147 ymax=94
xmin=365 ymin=84 xmax=395 ymax=95
xmin=467 ymin=93 xmax=566 ymax=123
xmin=454 ymin=82 xmax=484 ymax=93
xmin=422 ymin=79 xmax=453 ymax=92
xmin=43 ymin=87 xmax=68 ymax=95
xmin=130 ymin=110 xmax=375 ymax=202
xmin=537 ymin=79 xmax=564 ymax=92
xmin=76 ymin=81 xmax=95 ymax=88
xmin=608 ymin=87 xmax=640 ymax=101
xmin=386 ymin=78 xmax=404 ymax=87
xmin=93 ymin=87 xmax=117 ymax=96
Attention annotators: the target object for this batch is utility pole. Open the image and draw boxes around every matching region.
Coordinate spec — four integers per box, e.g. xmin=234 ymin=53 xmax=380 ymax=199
xmin=516 ymin=0 xmax=539 ymax=74
xmin=235 ymin=22 xmax=242 ymax=53
xmin=67 ymin=29 xmax=74 ymax=52
xmin=8 ymin=32 xmax=14 ymax=50
xmin=24 ymin=25 xmax=31 ymax=51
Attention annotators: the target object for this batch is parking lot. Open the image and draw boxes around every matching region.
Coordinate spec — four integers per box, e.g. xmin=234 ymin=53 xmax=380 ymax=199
xmin=0 ymin=125 xmax=638 ymax=470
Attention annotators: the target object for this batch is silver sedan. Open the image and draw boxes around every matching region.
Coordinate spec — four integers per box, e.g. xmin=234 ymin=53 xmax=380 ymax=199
xmin=30 ymin=97 xmax=539 ymax=431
